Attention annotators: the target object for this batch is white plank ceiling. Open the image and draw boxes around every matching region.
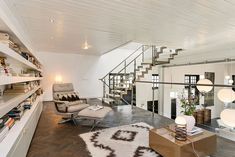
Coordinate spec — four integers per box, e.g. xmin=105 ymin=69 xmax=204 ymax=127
xmin=2 ymin=0 xmax=235 ymax=59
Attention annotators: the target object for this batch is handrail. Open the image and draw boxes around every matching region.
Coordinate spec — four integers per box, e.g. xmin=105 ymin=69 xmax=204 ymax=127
xmin=101 ymin=45 xmax=144 ymax=79
xmin=100 ymin=79 xmax=110 ymax=87
xmin=117 ymin=46 xmax=151 ymax=74
xmin=135 ymin=80 xmax=235 ymax=88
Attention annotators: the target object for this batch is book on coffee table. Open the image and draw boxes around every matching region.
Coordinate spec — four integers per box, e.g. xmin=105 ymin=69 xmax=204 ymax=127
xmin=88 ymin=105 xmax=104 ymax=111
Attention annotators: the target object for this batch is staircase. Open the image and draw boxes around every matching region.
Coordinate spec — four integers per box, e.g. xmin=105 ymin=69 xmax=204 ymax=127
xmin=100 ymin=45 xmax=182 ymax=105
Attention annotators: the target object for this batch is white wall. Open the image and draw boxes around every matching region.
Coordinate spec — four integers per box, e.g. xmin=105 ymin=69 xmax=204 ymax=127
xmin=136 ymin=66 xmax=159 ymax=110
xmin=36 ymin=45 xmax=141 ymax=101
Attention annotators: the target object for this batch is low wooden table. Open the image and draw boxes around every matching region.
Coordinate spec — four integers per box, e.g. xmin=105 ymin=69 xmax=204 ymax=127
xmin=149 ymin=125 xmax=217 ymax=157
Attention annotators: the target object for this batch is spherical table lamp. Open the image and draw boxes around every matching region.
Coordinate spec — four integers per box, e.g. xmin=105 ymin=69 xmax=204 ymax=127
xmin=196 ymin=79 xmax=213 ymax=94
xmin=217 ymin=88 xmax=235 ymax=103
xmin=220 ymin=109 xmax=235 ymax=132
xmin=175 ymin=116 xmax=187 ymax=141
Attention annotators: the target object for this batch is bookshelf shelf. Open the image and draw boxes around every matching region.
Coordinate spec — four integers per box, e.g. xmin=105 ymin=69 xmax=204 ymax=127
xmin=0 ymin=43 xmax=42 ymax=72
xmin=0 ymin=76 xmax=43 ymax=86
xmin=0 ymin=95 xmax=43 ymax=157
xmin=0 ymin=86 xmax=42 ymax=117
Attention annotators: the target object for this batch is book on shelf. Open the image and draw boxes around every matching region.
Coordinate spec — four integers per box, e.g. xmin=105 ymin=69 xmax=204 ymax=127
xmin=4 ymin=118 xmax=15 ymax=129
xmin=13 ymin=83 xmax=29 ymax=86
xmin=0 ymin=115 xmax=10 ymax=126
xmin=8 ymin=113 xmax=23 ymax=120
xmin=12 ymin=83 xmax=30 ymax=89
xmin=7 ymin=104 xmax=24 ymax=120
xmin=4 ymin=89 xmax=29 ymax=94
xmin=23 ymin=104 xmax=32 ymax=110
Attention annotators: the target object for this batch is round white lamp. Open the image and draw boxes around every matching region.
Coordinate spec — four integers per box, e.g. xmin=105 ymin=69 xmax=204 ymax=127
xmin=217 ymin=88 xmax=235 ymax=103
xmin=175 ymin=116 xmax=187 ymax=125
xmin=220 ymin=109 xmax=235 ymax=131
xmin=55 ymin=75 xmax=63 ymax=83
xmin=229 ymin=79 xmax=234 ymax=84
xmin=175 ymin=116 xmax=187 ymax=141
xmin=196 ymin=79 xmax=213 ymax=94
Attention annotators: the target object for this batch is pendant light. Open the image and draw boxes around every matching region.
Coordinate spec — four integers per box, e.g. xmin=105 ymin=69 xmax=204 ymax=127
xmin=196 ymin=61 xmax=213 ymax=94
xmin=220 ymin=109 xmax=235 ymax=131
xmin=218 ymin=59 xmax=235 ymax=103
xmin=196 ymin=79 xmax=213 ymax=94
xmin=217 ymin=88 xmax=235 ymax=103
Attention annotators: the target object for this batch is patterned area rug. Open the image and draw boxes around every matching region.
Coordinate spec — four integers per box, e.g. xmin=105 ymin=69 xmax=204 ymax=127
xmin=79 ymin=122 xmax=161 ymax=157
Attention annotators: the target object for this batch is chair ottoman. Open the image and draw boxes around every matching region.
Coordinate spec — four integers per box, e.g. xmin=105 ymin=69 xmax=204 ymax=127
xmin=77 ymin=106 xmax=112 ymax=130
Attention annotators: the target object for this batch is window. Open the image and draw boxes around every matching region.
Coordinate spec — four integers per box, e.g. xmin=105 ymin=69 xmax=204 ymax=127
xmin=184 ymin=75 xmax=199 ymax=102
xmin=152 ymin=74 xmax=159 ymax=88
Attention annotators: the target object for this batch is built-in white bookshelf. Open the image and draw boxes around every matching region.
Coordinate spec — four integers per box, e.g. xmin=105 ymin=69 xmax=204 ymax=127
xmin=0 ymin=25 xmax=43 ymax=157
xmin=0 ymin=85 xmax=42 ymax=117
xmin=0 ymin=95 xmax=43 ymax=157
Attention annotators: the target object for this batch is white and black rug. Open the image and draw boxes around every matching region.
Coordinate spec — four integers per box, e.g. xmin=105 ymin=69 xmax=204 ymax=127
xmin=79 ymin=122 xmax=161 ymax=157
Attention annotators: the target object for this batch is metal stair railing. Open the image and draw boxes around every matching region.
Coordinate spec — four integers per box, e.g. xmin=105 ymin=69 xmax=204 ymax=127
xmin=100 ymin=45 xmax=144 ymax=98
xmin=101 ymin=45 xmax=156 ymax=105
xmin=100 ymin=45 xmax=151 ymax=103
xmin=100 ymin=45 xmax=169 ymax=105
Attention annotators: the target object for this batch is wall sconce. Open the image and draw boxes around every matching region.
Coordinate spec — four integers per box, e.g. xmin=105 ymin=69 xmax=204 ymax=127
xmin=55 ymin=75 xmax=63 ymax=83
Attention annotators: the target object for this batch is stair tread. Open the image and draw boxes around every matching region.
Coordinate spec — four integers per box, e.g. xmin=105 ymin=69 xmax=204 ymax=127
xmin=103 ymin=98 xmax=115 ymax=102
xmin=141 ymin=62 xmax=152 ymax=65
xmin=111 ymin=90 xmax=126 ymax=94
xmin=106 ymin=93 xmax=121 ymax=98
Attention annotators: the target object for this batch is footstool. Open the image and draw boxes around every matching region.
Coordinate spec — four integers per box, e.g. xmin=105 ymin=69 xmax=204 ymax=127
xmin=77 ymin=106 xmax=112 ymax=131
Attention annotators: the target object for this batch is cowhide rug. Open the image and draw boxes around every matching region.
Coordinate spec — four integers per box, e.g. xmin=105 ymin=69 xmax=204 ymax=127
xmin=79 ymin=122 xmax=161 ymax=157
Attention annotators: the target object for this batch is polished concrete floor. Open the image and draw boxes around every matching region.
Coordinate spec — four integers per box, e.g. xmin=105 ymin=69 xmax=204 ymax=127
xmin=27 ymin=99 xmax=235 ymax=157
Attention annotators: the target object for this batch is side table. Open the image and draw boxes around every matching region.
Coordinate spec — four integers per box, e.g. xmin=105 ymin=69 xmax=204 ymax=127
xmin=149 ymin=125 xmax=216 ymax=157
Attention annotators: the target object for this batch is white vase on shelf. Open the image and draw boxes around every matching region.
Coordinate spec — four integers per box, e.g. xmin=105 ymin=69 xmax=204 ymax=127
xmin=183 ymin=115 xmax=196 ymax=132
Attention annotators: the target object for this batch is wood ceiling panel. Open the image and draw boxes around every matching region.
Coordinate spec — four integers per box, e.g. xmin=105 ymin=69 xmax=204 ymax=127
xmin=2 ymin=0 xmax=235 ymax=59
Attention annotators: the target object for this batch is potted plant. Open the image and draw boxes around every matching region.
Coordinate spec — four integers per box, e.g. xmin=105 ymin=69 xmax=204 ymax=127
xmin=179 ymin=93 xmax=198 ymax=132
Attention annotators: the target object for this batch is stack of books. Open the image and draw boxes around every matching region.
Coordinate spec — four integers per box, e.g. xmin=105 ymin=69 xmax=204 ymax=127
xmin=187 ymin=127 xmax=203 ymax=136
xmin=7 ymin=104 xmax=24 ymax=120
xmin=22 ymin=98 xmax=32 ymax=110
xmin=4 ymin=83 xmax=30 ymax=94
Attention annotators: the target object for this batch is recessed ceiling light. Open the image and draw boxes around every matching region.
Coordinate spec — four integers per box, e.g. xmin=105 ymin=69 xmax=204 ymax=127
xmin=49 ymin=18 xmax=54 ymax=23
xmin=83 ymin=41 xmax=91 ymax=50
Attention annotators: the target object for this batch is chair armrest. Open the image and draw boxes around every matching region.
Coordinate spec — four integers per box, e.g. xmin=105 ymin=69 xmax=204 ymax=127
xmin=54 ymin=100 xmax=69 ymax=112
xmin=54 ymin=100 xmax=69 ymax=105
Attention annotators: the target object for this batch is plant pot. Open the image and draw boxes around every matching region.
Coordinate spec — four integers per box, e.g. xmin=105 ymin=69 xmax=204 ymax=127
xmin=203 ymin=109 xmax=211 ymax=124
xmin=196 ymin=110 xmax=204 ymax=124
xmin=183 ymin=115 xmax=196 ymax=132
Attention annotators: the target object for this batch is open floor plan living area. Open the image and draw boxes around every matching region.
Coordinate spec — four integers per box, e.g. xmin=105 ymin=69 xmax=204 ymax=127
xmin=0 ymin=0 xmax=235 ymax=157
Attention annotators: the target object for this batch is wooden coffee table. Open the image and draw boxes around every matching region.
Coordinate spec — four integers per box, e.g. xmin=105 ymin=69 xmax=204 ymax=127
xmin=149 ymin=125 xmax=217 ymax=157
